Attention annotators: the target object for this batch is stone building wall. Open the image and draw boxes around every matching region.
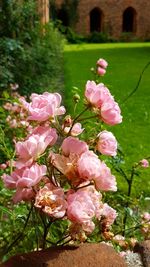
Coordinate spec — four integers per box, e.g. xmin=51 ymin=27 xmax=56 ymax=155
xmin=74 ymin=0 xmax=150 ymax=40
xmin=46 ymin=0 xmax=150 ymax=40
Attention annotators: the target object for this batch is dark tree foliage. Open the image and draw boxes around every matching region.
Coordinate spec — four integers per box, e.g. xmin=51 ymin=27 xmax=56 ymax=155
xmin=50 ymin=0 xmax=79 ymax=27
xmin=0 ymin=0 xmax=64 ymax=96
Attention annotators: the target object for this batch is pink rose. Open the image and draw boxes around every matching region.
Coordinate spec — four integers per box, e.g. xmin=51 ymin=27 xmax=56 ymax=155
xmin=13 ymin=188 xmax=35 ymax=203
xmin=85 ymin=81 xmax=113 ymax=108
xmin=97 ymin=58 xmax=108 ymax=69
xmin=15 ymin=126 xmax=57 ymax=169
xmin=16 ymin=164 xmax=47 ymax=188
xmin=101 ymin=100 xmax=122 ymax=125
xmin=84 ymin=185 xmax=102 ymax=219
xmin=67 ymin=186 xmax=102 ymax=233
xmin=20 ymin=92 xmax=66 ymax=122
xmin=139 ymin=159 xmax=149 ymax=168
xmin=77 ymin=151 xmax=101 ymax=181
xmin=2 ymin=171 xmax=19 ymax=189
xmin=97 ymin=130 xmax=117 ymax=156
xmin=94 ymin=161 xmax=117 ymax=191
xmin=102 ymin=203 xmax=117 ymax=226
xmin=3 ymin=164 xmax=47 ymax=189
xmin=61 ymin=137 xmax=88 ymax=157
xmin=50 ymin=152 xmax=81 ymax=185
xmin=35 ymin=183 xmax=67 ymax=218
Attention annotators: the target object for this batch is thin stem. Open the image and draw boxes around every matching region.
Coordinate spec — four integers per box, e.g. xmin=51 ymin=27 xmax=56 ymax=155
xmin=67 ymin=106 xmax=89 ymax=136
xmin=113 ymin=166 xmax=129 ymax=183
xmin=46 ymin=239 xmax=56 ymax=246
xmin=76 ymin=182 xmax=93 ymax=191
xmin=4 ymin=204 xmax=33 ymax=254
xmin=61 ymin=237 xmax=72 ymax=246
xmin=78 ymin=114 xmax=98 ymax=122
xmin=0 ymin=125 xmax=12 ymax=159
xmin=56 ymin=234 xmax=70 ymax=245
xmin=51 ymin=121 xmax=63 ymax=136
xmin=42 ymin=218 xmax=54 ymax=249
xmin=73 ymin=106 xmax=89 ymax=122
xmin=0 ymin=98 xmax=13 ymax=103
xmin=115 ymin=221 xmax=143 ymax=236
xmin=122 ymin=166 xmax=135 ymax=235
xmin=32 ymin=208 xmax=39 ymax=251
xmin=42 ymin=223 xmax=48 ymax=249
xmin=122 ymin=61 xmax=150 ymax=103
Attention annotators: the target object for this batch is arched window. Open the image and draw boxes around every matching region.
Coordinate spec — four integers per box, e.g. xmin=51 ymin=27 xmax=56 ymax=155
xmin=123 ymin=7 xmax=136 ymax=32
xmin=57 ymin=8 xmax=69 ymax=27
xmin=90 ymin=8 xmax=103 ymax=32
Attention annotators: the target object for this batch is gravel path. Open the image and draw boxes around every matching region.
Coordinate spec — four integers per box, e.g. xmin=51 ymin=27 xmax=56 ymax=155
xmin=124 ymin=251 xmax=144 ymax=267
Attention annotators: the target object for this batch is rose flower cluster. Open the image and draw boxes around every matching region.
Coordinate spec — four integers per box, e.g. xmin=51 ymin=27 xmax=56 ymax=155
xmin=2 ymin=59 xmax=122 ymax=241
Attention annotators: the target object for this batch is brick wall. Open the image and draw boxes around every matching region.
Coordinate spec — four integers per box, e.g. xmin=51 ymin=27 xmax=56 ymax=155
xmin=75 ymin=0 xmax=150 ymax=40
xmin=49 ymin=0 xmax=150 ymax=40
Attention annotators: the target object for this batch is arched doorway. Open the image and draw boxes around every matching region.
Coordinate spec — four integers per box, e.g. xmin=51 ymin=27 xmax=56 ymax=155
xmin=90 ymin=7 xmax=103 ymax=32
xmin=57 ymin=8 xmax=69 ymax=27
xmin=122 ymin=7 xmax=136 ymax=32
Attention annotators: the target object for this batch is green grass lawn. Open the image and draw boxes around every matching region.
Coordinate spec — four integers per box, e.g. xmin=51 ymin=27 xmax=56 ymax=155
xmin=63 ymin=43 xmax=150 ymax=195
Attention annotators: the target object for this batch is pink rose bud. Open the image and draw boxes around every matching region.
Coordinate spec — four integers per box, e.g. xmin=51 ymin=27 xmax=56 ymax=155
xmin=139 ymin=159 xmax=149 ymax=168
xmin=71 ymin=123 xmax=84 ymax=136
xmin=0 ymin=163 xmax=7 ymax=170
xmin=63 ymin=115 xmax=72 ymax=127
xmin=97 ymin=67 xmax=106 ymax=76
xmin=63 ymin=123 xmax=84 ymax=136
xmin=97 ymin=58 xmax=108 ymax=69
xmin=97 ymin=130 xmax=117 ymax=156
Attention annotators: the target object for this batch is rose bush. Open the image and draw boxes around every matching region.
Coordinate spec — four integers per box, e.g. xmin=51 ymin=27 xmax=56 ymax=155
xmin=0 ymin=58 xmax=149 ymax=259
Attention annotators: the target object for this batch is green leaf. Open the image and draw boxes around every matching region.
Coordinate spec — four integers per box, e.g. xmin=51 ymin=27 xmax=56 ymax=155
xmin=2 ymin=91 xmax=10 ymax=99
xmin=0 ymin=205 xmax=12 ymax=215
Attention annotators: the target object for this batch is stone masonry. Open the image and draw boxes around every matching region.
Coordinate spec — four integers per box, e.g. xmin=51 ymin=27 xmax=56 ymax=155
xmin=40 ymin=0 xmax=150 ymax=40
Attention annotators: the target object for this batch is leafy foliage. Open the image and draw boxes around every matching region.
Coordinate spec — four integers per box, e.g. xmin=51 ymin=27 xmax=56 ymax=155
xmin=0 ymin=0 xmax=64 ymax=96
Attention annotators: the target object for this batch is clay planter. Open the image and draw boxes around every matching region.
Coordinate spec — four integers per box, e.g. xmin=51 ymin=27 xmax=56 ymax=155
xmin=1 ymin=243 xmax=127 ymax=267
